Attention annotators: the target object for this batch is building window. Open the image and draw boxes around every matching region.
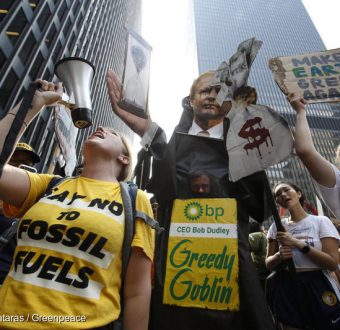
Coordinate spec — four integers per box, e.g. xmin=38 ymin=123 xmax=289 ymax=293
xmin=30 ymin=52 xmax=44 ymax=79
xmin=73 ymin=0 xmax=81 ymax=15
xmin=43 ymin=68 xmax=52 ymax=81
xmin=30 ymin=116 xmax=46 ymax=149
xmin=52 ymin=40 xmax=62 ymax=63
xmin=29 ymin=1 xmax=41 ymax=11
xmin=84 ymin=0 xmax=91 ymax=10
xmin=76 ymin=13 xmax=84 ymax=31
xmin=19 ymin=32 xmax=36 ymax=64
xmin=63 ymin=17 xmax=72 ymax=38
xmin=68 ymin=32 xmax=77 ymax=53
xmin=37 ymin=3 xmax=51 ymax=32
xmin=0 ymin=49 xmax=6 ymax=69
xmin=0 ymin=69 xmax=18 ymax=110
xmin=58 ymin=1 xmax=68 ymax=23
xmin=45 ymin=23 xmax=57 ymax=49
xmin=0 ymin=0 xmax=13 ymax=24
xmin=6 ymin=9 xmax=28 ymax=46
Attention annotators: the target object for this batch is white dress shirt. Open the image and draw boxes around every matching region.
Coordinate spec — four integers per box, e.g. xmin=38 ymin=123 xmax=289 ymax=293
xmin=188 ymin=121 xmax=224 ymax=139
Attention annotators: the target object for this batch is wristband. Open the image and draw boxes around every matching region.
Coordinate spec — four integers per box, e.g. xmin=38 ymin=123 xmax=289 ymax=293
xmin=300 ymin=243 xmax=310 ymax=254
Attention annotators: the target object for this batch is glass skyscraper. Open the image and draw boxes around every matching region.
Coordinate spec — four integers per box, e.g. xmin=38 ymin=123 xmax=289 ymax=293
xmin=0 ymin=0 xmax=141 ymax=174
xmin=193 ymin=0 xmax=340 ymax=211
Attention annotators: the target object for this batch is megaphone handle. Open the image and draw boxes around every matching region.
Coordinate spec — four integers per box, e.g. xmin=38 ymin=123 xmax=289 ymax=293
xmin=0 ymin=82 xmax=40 ymax=177
xmin=59 ymin=93 xmax=75 ymax=109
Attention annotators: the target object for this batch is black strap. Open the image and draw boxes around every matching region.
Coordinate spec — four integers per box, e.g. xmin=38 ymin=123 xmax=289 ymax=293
xmin=135 ymin=210 xmax=163 ymax=233
xmin=116 ymin=181 xmax=138 ymax=329
xmin=120 ymin=181 xmax=136 ymax=282
xmin=0 ymin=82 xmax=40 ymax=177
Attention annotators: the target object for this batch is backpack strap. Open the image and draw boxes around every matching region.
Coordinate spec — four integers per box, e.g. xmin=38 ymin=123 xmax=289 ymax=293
xmin=135 ymin=210 xmax=163 ymax=233
xmin=119 ymin=181 xmax=136 ymax=281
xmin=114 ymin=181 xmax=138 ymax=330
xmin=125 ymin=181 xmax=163 ymax=233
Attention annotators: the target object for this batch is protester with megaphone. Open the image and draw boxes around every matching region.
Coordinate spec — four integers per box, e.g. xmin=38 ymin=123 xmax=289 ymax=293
xmin=0 ymin=80 xmax=155 ymax=330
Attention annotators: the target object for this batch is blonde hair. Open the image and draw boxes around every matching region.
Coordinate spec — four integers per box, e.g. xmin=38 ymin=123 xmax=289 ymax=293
xmin=104 ymin=128 xmax=133 ymax=182
xmin=117 ymin=133 xmax=133 ymax=182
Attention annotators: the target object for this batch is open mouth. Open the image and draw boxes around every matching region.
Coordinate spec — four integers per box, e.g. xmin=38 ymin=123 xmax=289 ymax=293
xmin=91 ymin=132 xmax=104 ymax=139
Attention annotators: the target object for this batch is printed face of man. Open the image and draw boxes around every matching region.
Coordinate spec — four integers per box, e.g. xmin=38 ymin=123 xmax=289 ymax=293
xmin=190 ymin=174 xmax=211 ymax=194
xmin=191 ymin=74 xmax=230 ymax=122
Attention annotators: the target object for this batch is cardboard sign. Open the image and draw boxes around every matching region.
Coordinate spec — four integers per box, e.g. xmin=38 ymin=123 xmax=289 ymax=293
xmin=119 ymin=29 xmax=152 ymax=119
xmin=163 ymin=198 xmax=239 ymax=311
xmin=269 ymin=48 xmax=340 ymax=103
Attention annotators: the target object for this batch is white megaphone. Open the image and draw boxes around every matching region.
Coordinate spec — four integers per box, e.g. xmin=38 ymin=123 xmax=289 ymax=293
xmin=54 ymin=57 xmax=95 ymax=129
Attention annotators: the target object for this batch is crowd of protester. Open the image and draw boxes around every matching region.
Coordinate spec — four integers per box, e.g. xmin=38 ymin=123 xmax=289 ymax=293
xmin=0 ymin=65 xmax=338 ymax=330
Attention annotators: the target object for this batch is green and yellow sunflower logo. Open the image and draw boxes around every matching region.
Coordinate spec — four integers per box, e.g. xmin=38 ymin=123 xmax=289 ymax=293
xmin=322 ymin=291 xmax=337 ymax=306
xmin=184 ymin=202 xmax=203 ymax=221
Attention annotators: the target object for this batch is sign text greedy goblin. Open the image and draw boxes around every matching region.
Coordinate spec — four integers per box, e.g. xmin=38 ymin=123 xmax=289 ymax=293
xmin=163 ymin=199 xmax=239 ymax=311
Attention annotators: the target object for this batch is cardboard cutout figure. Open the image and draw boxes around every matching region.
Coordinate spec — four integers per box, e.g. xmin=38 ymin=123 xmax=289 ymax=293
xmin=134 ymin=38 xmax=292 ymax=330
xmin=147 ymin=105 xmax=275 ymax=330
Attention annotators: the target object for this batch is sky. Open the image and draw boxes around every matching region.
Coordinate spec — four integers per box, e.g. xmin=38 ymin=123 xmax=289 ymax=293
xmin=139 ymin=0 xmax=340 ymax=140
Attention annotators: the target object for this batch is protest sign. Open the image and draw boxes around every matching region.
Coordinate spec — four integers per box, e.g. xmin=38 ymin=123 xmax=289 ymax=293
xmin=269 ymin=48 xmax=340 ymax=103
xmin=163 ymin=198 xmax=239 ymax=311
xmin=211 ymin=37 xmax=263 ymax=104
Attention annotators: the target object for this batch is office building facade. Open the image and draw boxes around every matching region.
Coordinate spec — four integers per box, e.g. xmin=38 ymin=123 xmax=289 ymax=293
xmin=193 ymin=0 xmax=340 ymax=210
xmin=0 ymin=0 xmax=141 ymax=174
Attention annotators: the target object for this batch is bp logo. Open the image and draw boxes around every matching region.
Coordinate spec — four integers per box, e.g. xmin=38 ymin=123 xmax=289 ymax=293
xmin=184 ymin=202 xmax=203 ymax=221
xmin=322 ymin=291 xmax=337 ymax=306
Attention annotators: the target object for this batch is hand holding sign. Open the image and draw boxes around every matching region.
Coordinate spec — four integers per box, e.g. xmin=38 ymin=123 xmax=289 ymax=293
xmin=287 ymin=93 xmax=307 ymax=114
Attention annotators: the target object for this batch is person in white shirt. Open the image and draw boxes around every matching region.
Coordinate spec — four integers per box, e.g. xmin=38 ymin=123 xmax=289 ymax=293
xmin=266 ymin=181 xmax=340 ymax=330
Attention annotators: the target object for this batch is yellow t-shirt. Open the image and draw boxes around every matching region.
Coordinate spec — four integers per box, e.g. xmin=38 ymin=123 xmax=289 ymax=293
xmin=0 ymin=173 xmax=155 ymax=329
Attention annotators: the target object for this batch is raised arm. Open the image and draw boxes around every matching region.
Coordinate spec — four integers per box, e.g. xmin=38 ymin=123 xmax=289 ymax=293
xmin=0 ymin=80 xmax=62 ymax=207
xmin=106 ymin=70 xmax=151 ymax=137
xmin=288 ymin=93 xmax=336 ymax=187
